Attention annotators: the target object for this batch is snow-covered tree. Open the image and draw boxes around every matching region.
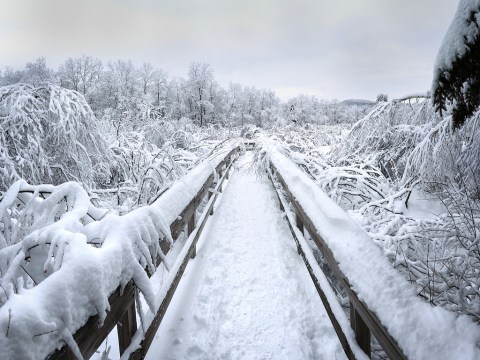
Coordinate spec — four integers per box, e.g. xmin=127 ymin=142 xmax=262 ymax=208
xmin=432 ymin=0 xmax=480 ymax=129
xmin=58 ymin=55 xmax=102 ymax=98
xmin=376 ymin=93 xmax=388 ymax=103
xmin=0 ymin=83 xmax=113 ymax=193
xmin=0 ymin=67 xmax=23 ymax=86
xmin=187 ymin=62 xmax=214 ymax=126
xmin=21 ymin=57 xmax=55 ymax=86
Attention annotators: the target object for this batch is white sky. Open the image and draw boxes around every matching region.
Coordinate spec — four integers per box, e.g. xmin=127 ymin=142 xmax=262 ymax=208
xmin=0 ymin=0 xmax=458 ymax=101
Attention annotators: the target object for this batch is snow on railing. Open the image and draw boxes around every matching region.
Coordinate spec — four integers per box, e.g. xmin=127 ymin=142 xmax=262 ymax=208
xmin=0 ymin=145 xmax=239 ymax=360
xmin=265 ymin=147 xmax=480 ymax=360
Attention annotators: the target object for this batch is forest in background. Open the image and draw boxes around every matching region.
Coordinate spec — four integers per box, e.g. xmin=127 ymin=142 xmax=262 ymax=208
xmin=0 ymin=56 xmax=372 ymax=129
xmin=0 ymin=56 xmax=373 ymax=198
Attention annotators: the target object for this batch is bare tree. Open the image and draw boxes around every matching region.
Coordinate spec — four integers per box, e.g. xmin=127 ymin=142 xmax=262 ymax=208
xmin=21 ymin=57 xmax=55 ymax=86
xmin=187 ymin=62 xmax=214 ymax=126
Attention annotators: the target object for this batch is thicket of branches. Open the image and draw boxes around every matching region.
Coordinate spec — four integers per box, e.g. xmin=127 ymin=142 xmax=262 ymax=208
xmin=0 ymin=84 xmax=242 ymax=212
xmin=0 ymin=83 xmax=112 ymax=192
xmin=273 ymin=96 xmax=480 ymax=322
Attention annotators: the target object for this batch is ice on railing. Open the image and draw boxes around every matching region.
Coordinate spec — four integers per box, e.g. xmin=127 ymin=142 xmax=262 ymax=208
xmin=266 ymin=146 xmax=480 ymax=360
xmin=0 ymin=146 xmax=235 ymax=360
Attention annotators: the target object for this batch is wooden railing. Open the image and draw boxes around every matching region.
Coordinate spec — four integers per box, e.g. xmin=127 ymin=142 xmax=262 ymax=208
xmin=48 ymin=147 xmax=239 ymax=360
xmin=267 ymin=160 xmax=406 ymax=360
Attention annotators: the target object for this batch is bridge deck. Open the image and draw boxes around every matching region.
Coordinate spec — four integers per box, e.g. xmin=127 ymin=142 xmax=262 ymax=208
xmin=146 ymin=153 xmax=346 ymax=359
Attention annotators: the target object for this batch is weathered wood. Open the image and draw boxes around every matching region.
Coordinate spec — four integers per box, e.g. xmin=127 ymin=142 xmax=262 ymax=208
xmin=270 ymin=163 xmax=407 ymax=360
xmin=48 ymin=282 xmax=136 ymax=360
xmin=208 ymin=189 xmax=215 ymax=216
xmin=189 ymin=204 xmax=197 ymax=259
xmin=118 ymin=295 xmax=137 ymax=355
xmin=295 ymin=212 xmax=304 ymax=234
xmin=350 ymin=301 xmax=371 ymax=356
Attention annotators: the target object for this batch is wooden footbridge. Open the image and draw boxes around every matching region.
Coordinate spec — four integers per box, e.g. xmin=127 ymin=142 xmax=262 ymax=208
xmin=1 ymin=144 xmax=478 ymax=360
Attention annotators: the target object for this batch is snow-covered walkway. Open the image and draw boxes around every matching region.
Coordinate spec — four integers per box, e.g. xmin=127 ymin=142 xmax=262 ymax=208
xmin=146 ymin=153 xmax=346 ymax=360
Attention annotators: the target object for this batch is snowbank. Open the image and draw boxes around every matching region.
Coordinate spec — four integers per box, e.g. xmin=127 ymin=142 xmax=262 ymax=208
xmin=267 ymin=147 xmax=480 ymax=360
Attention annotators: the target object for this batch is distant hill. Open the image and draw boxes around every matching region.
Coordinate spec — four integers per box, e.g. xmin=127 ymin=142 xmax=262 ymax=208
xmin=339 ymin=99 xmax=375 ymax=106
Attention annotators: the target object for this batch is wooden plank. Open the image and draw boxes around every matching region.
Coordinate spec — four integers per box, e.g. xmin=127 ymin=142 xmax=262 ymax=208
xmin=271 ymin=164 xmax=407 ymax=360
xmin=48 ymin=282 xmax=136 ymax=360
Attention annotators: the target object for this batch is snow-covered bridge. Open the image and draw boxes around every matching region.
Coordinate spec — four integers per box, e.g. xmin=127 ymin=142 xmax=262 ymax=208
xmin=145 ymin=153 xmax=345 ymax=359
xmin=1 ymin=145 xmax=479 ymax=360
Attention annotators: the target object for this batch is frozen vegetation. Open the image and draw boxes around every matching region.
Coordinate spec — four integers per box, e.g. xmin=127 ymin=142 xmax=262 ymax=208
xmin=273 ymin=95 xmax=480 ymax=323
xmin=0 ymin=30 xmax=480 ymax=359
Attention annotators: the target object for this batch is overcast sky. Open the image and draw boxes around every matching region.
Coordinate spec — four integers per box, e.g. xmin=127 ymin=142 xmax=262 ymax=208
xmin=0 ymin=0 xmax=458 ymax=101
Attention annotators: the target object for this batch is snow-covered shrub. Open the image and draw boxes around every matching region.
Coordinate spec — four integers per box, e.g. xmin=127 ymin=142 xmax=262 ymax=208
xmin=240 ymin=124 xmax=259 ymax=140
xmin=136 ymin=151 xmax=187 ymax=206
xmin=403 ymin=111 xmax=480 ymax=198
xmin=326 ymin=95 xmax=480 ymax=321
xmin=332 ymin=95 xmax=433 ymax=181
xmin=94 ymin=119 xmax=230 ymax=209
xmin=315 ymin=158 xmax=388 ymax=208
xmin=266 ymin=124 xmax=389 ymax=208
xmin=262 ymin=105 xmax=480 ymax=322
xmin=353 ymin=183 xmax=480 ymax=321
xmin=142 ymin=120 xmax=174 ymax=148
xmin=0 ymin=83 xmax=112 ymax=193
xmin=0 ymin=179 xmax=165 ymax=359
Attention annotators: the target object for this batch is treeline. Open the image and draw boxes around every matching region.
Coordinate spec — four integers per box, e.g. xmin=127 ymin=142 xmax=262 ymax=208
xmin=0 ymin=56 xmax=372 ymax=128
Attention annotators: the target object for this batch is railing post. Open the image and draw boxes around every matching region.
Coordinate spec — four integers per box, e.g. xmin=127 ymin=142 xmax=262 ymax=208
xmin=296 ymin=212 xmax=304 ymax=234
xmin=350 ymin=301 xmax=371 ymax=357
xmin=219 ymin=167 xmax=224 ymax=193
xmin=295 ymin=212 xmax=304 ymax=254
xmin=189 ymin=204 xmax=196 ymax=259
xmin=208 ymin=190 xmax=215 ymax=216
xmin=117 ymin=290 xmax=137 ymax=355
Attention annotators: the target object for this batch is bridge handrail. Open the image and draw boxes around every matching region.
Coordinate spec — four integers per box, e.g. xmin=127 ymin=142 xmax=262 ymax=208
xmin=267 ymin=148 xmax=480 ymax=360
xmin=37 ymin=146 xmax=239 ymax=359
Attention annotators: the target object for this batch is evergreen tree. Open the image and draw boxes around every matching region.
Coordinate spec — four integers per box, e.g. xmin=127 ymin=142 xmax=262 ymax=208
xmin=432 ymin=0 xmax=480 ymax=129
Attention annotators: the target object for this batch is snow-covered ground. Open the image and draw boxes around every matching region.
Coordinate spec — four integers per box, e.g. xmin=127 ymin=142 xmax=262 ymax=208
xmin=145 ymin=153 xmax=346 ymax=360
